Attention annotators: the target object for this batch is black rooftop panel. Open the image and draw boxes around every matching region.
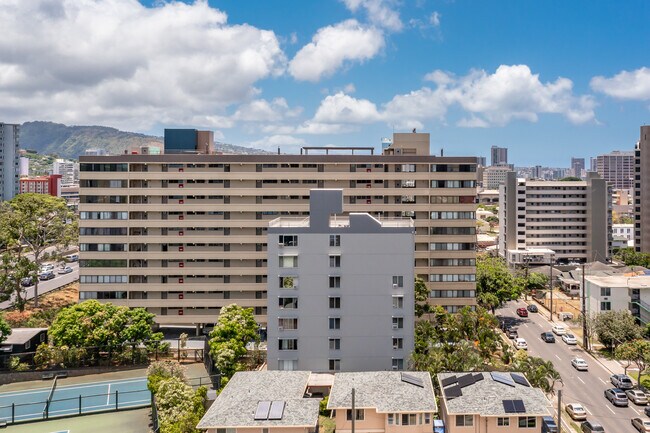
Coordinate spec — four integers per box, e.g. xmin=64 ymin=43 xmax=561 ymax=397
xmin=441 ymin=375 xmax=458 ymax=387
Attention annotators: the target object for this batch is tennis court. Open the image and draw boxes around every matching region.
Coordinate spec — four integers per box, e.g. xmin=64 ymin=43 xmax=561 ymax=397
xmin=0 ymin=377 xmax=149 ymax=424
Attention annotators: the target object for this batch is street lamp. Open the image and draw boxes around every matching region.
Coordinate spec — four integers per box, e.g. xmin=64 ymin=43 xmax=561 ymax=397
xmin=523 ymin=255 xmax=532 ymax=301
xmin=549 ymin=254 xmax=555 ymax=322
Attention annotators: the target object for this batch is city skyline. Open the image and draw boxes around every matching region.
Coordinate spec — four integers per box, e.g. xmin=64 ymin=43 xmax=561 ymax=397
xmin=0 ymin=1 xmax=649 ymax=166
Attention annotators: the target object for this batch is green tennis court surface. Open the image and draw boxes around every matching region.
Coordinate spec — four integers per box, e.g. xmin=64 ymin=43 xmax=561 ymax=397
xmin=0 ymin=377 xmax=149 ymax=424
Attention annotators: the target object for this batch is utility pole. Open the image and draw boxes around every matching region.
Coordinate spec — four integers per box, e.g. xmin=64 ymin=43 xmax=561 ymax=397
xmin=351 ymin=387 xmax=355 ymax=433
xmin=524 ymin=256 xmax=530 ymax=301
xmin=549 ymin=255 xmax=554 ymax=321
xmin=582 ymin=263 xmax=588 ymax=350
xmin=557 ymin=389 xmax=563 ymax=433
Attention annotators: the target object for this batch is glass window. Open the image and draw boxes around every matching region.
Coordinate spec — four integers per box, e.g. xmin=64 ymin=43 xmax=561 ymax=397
xmin=329 ymin=338 xmax=340 ymax=350
xmin=329 ymin=297 xmax=341 ymax=309
xmin=392 ymin=317 xmax=403 ymax=329
xmin=518 ymin=417 xmax=536 ymax=428
xmin=392 ymin=276 xmax=404 ymax=287
xmin=600 ymin=287 xmax=611 ymax=296
xmin=497 ymin=417 xmax=509 ymax=426
xmin=329 ymin=255 xmax=341 ymax=268
xmin=392 ymin=296 xmax=403 ymax=309
xmin=278 ymin=297 xmax=298 ymax=309
xmin=392 ymin=358 xmax=404 ymax=370
xmin=601 ymin=301 xmax=611 ymax=311
xmin=329 ymin=359 xmax=340 ymax=371
xmin=401 ymin=414 xmax=416 ymax=425
xmin=279 ymin=235 xmax=298 ymax=246
xmin=392 ymin=337 xmax=403 ymax=349
xmin=456 ymin=415 xmax=473 ymax=427
xmin=278 ymin=339 xmax=298 ymax=350
xmin=388 ymin=414 xmax=394 ymax=425
xmin=329 ymin=276 xmax=341 ymax=288
xmin=346 ymin=409 xmax=364 ymax=421
xmin=329 ymin=317 xmax=341 ymax=330
xmin=279 ymin=256 xmax=298 ymax=268
xmin=329 ymin=235 xmax=340 ymax=247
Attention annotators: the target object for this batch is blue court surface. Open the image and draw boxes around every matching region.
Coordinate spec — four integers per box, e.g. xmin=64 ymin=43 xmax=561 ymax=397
xmin=0 ymin=377 xmax=149 ymax=423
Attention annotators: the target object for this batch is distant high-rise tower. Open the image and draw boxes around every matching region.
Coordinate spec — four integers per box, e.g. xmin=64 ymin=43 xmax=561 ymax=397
xmin=592 ymin=151 xmax=634 ymax=189
xmin=571 ymin=157 xmax=585 ymax=178
xmin=635 ymin=126 xmax=650 ymax=252
xmin=490 ymin=146 xmax=508 ymax=166
xmin=0 ymin=123 xmax=20 ymax=201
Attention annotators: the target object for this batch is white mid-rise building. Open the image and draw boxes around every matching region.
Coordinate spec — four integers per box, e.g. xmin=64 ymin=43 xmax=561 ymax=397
xmin=612 ymin=223 xmax=634 ymax=249
xmin=584 ymin=274 xmax=650 ymax=324
xmin=482 ymin=165 xmax=511 ymax=189
xmin=499 ymin=171 xmax=612 ymax=264
xmin=52 ymin=159 xmax=79 ymax=186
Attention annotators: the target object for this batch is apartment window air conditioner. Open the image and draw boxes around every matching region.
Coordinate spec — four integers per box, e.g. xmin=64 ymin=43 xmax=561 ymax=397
xmin=392 ymin=365 xmax=399 ymax=370
xmin=393 ymin=284 xmax=398 ymax=289
xmin=392 ymin=323 xmax=399 ymax=330
xmin=278 ymin=242 xmax=284 ymax=247
xmin=293 ymin=284 xmax=298 ymax=289
xmin=278 ymin=326 xmax=284 ymax=331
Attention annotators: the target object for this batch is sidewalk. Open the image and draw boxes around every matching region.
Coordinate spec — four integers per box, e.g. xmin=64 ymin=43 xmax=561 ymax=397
xmin=524 ymin=298 xmax=627 ymax=376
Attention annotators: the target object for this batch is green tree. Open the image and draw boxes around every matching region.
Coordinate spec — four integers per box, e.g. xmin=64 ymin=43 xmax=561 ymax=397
xmin=476 ymin=255 xmax=523 ymax=313
xmin=208 ymin=304 xmax=259 ymax=384
xmin=615 ymin=340 xmax=650 ymax=379
xmin=613 ymin=247 xmax=650 ymax=268
xmin=0 ymin=194 xmax=77 ymax=307
xmin=48 ymin=300 xmax=162 ymax=348
xmin=0 ymin=316 xmax=10 ymax=344
xmin=513 ymin=354 xmax=562 ymax=394
xmin=559 ymin=176 xmax=581 ymax=181
xmin=414 ymin=277 xmax=431 ymax=318
xmin=155 ymin=376 xmax=205 ymax=433
xmin=594 ymin=310 xmax=643 ymax=351
xmin=147 ymin=360 xmax=188 ymax=394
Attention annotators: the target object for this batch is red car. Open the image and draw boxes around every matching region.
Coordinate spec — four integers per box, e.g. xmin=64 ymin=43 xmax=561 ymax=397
xmin=516 ymin=308 xmax=528 ymax=317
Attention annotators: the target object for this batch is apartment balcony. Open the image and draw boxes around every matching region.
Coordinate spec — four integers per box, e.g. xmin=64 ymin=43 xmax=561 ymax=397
xmin=109 ymin=298 xmax=268 ymax=309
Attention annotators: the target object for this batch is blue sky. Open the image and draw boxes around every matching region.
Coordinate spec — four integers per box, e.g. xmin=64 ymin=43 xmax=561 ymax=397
xmin=1 ymin=1 xmax=649 ymax=165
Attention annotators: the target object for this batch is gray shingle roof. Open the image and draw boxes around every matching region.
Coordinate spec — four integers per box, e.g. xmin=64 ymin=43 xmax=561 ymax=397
xmin=1 ymin=328 xmax=47 ymax=345
xmin=437 ymin=372 xmax=551 ymax=416
xmin=327 ymin=371 xmax=436 ymax=413
xmin=197 ymin=371 xmax=320 ymax=429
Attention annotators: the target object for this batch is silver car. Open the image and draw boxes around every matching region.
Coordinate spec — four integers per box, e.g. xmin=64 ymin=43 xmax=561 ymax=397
xmin=627 ymin=390 xmax=649 ymax=405
xmin=632 ymin=418 xmax=650 ymax=433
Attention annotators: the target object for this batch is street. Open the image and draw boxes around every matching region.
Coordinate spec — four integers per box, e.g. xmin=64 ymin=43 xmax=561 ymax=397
xmin=498 ymin=300 xmax=645 ymax=433
xmin=0 ymin=262 xmax=79 ymax=310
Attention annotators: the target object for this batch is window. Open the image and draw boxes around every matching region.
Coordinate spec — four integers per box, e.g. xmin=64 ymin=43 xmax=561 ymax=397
xmin=279 ymin=235 xmax=298 ymax=246
xmin=392 ymin=317 xmax=404 ymax=329
xmin=388 ymin=414 xmax=394 ymax=425
xmin=601 ymin=301 xmax=611 ymax=311
xmin=392 ymin=337 xmax=403 ymax=350
xmin=329 ymin=297 xmax=341 ymax=309
xmin=80 ymin=211 xmax=128 ymax=220
xmin=518 ymin=417 xmax=536 ymax=428
xmin=329 ymin=317 xmax=341 ymax=330
xmin=329 ymin=276 xmax=341 ymax=288
xmin=279 ymin=297 xmax=298 ymax=309
xmin=80 ymin=275 xmax=128 ymax=284
xmin=279 ymin=276 xmax=297 ymax=289
xmin=601 ymin=287 xmax=611 ymax=296
xmin=456 ymin=415 xmax=473 ymax=427
xmin=401 ymin=414 xmax=416 ymax=425
xmin=278 ymin=360 xmax=297 ymax=371
xmin=329 ymin=235 xmax=340 ymax=247
xmin=329 ymin=338 xmax=340 ymax=350
xmin=329 ymin=255 xmax=341 ymax=268
xmin=497 ymin=417 xmax=510 ymax=426
xmin=216 ymin=429 xmax=236 ymax=433
xmin=425 ymin=413 xmax=431 ymax=424
xmin=279 ymin=256 xmax=298 ymax=268
xmin=392 ymin=296 xmax=403 ymax=309
xmin=346 ymin=409 xmax=364 ymax=421
xmin=278 ymin=318 xmax=298 ymax=330
xmin=392 ymin=276 xmax=404 ymax=287
xmin=278 ymin=339 xmax=298 ymax=351
xmin=24 ymin=341 xmax=31 ymax=350
xmin=329 ymin=358 xmax=340 ymax=371
xmin=392 ymin=358 xmax=404 ymax=370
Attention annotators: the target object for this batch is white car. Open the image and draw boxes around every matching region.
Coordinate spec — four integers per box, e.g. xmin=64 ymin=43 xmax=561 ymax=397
xmin=626 ymin=389 xmax=649 ymax=405
xmin=562 ymin=333 xmax=578 ymax=345
xmin=40 ymin=263 xmax=55 ymax=273
xmin=552 ymin=324 xmax=567 ymax=335
xmin=565 ymin=403 xmax=587 ymax=421
xmin=571 ymin=357 xmax=588 ymax=371
xmin=515 ymin=338 xmax=528 ymax=350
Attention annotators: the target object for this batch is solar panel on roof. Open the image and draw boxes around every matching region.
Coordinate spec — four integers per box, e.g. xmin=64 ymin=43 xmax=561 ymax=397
xmin=401 ymin=373 xmax=424 ymax=388
xmin=254 ymin=401 xmax=271 ymax=420
xmin=443 ymin=385 xmax=462 ymax=399
xmin=441 ymin=375 xmax=458 ymax=387
xmin=503 ymin=400 xmax=515 ymax=413
xmin=491 ymin=372 xmax=515 ymax=387
xmin=473 ymin=373 xmax=484 ymax=382
xmin=268 ymin=400 xmax=285 ymax=420
xmin=513 ymin=400 xmax=526 ymax=413
xmin=510 ymin=373 xmax=530 ymax=387
xmin=457 ymin=374 xmax=475 ymax=388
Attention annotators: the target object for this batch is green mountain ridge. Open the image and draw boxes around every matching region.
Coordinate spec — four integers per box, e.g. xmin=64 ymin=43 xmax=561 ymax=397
xmin=20 ymin=121 xmax=272 ymax=159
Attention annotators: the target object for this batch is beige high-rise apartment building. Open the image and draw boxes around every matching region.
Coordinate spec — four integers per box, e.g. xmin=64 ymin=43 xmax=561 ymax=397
xmin=78 ymin=131 xmax=478 ymax=327
xmin=635 ymin=126 xmax=650 ymax=252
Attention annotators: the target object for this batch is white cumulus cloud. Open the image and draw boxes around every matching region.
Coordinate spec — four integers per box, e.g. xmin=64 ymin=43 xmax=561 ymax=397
xmin=0 ymin=0 xmax=286 ymax=131
xmin=249 ymin=134 xmax=306 ymax=153
xmin=289 ymin=20 xmax=384 ymax=82
xmin=341 ymin=0 xmax=403 ymax=31
xmin=591 ymin=67 xmax=650 ymax=100
xmin=233 ymin=98 xmax=302 ymax=122
xmin=312 ymin=92 xmax=383 ymax=124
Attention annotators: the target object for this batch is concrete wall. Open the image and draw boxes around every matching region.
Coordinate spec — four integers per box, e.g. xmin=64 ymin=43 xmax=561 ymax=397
xmin=333 ymin=409 xmax=434 ymax=433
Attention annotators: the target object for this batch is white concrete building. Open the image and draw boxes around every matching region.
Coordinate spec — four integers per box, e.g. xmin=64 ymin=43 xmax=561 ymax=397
xmin=584 ymin=274 xmax=650 ymax=324
xmin=267 ymin=189 xmax=415 ymax=372
xmin=499 ymin=171 xmax=612 ymax=264
xmin=612 ymin=223 xmax=634 ymax=249
xmin=482 ymin=165 xmax=511 ymax=189
xmin=0 ymin=123 xmax=20 ymax=201
xmin=52 ymin=159 xmax=79 ymax=186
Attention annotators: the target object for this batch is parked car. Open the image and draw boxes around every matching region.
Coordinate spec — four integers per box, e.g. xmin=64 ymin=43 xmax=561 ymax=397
xmin=506 ymin=328 xmax=518 ymax=339
xmin=515 ymin=338 xmax=528 ymax=350
xmin=541 ymin=416 xmax=558 ymax=433
xmin=39 ymin=264 xmax=55 ymax=273
xmin=611 ymin=374 xmax=635 ymax=390
xmin=632 ymin=418 xmax=650 ymax=433
xmin=20 ymin=277 xmax=34 ymax=287
xmin=626 ymin=389 xmax=649 ymax=405
xmin=39 ymin=271 xmax=55 ymax=281
xmin=645 ymin=406 xmax=650 ymax=416
xmin=57 ymin=266 xmax=73 ymax=275
xmin=604 ymin=388 xmax=629 ymax=406
xmin=581 ymin=421 xmax=605 ymax=433
xmin=527 ymin=304 xmax=538 ymax=312
xmin=566 ymin=403 xmax=587 ymax=421
xmin=559 ymin=312 xmax=574 ymax=321
xmin=65 ymin=254 xmax=79 ymax=262
xmin=541 ymin=332 xmax=556 ymax=343
xmin=571 ymin=357 xmax=589 ymax=371
xmin=516 ymin=307 xmax=528 ymax=317
xmin=552 ymin=324 xmax=567 ymax=335
xmin=562 ymin=333 xmax=578 ymax=345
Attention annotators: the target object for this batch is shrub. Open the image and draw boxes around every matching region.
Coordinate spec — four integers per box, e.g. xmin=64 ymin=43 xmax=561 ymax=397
xmin=147 ymin=360 xmax=187 ymax=394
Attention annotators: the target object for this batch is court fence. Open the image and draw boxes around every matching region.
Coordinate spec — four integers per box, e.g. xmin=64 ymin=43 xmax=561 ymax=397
xmin=0 ymin=388 xmax=152 ymax=426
